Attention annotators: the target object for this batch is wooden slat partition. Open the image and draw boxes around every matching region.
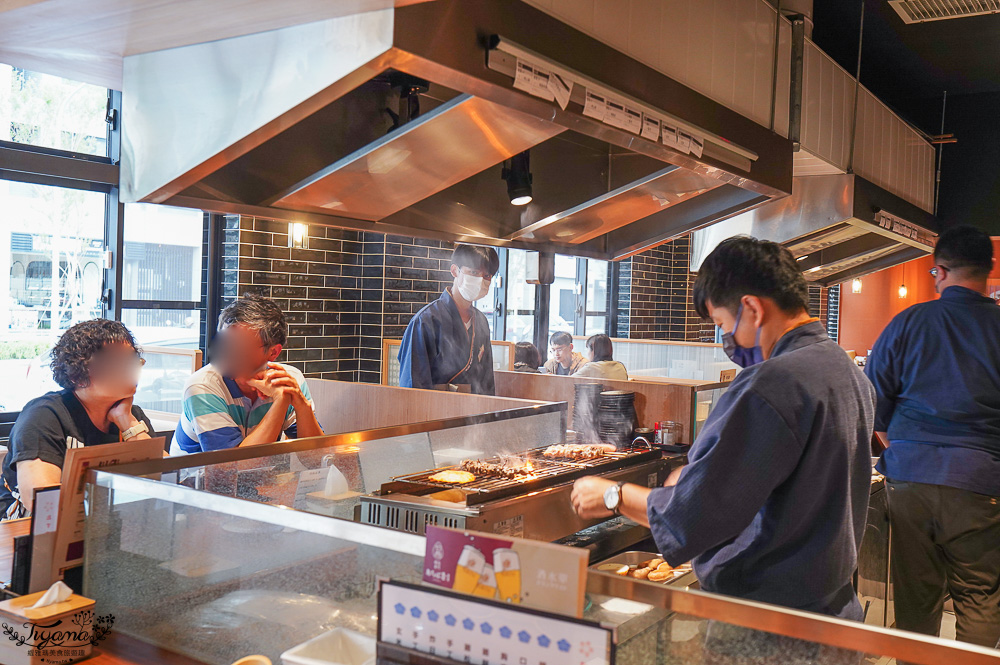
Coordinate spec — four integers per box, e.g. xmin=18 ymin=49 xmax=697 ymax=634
xmin=306 ymin=379 xmax=554 ymax=434
xmin=494 ymin=371 xmax=709 ymax=444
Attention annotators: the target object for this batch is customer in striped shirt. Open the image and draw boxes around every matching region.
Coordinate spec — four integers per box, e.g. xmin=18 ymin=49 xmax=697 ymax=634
xmin=170 ymin=294 xmax=323 ymax=455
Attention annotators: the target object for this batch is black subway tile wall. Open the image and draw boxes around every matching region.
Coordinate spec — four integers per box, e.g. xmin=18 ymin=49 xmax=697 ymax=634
xmin=621 ymin=235 xmax=708 ymax=341
xmin=223 ymin=218 xmax=453 ymax=384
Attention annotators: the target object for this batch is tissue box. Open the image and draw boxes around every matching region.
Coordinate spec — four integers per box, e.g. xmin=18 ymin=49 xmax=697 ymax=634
xmin=0 ymin=591 xmax=96 ymax=665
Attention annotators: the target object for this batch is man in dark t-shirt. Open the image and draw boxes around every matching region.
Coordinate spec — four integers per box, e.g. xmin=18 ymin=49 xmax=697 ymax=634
xmin=0 ymin=320 xmax=155 ymax=519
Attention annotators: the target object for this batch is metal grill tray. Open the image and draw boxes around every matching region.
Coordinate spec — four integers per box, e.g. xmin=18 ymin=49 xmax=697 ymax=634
xmin=385 ymin=445 xmax=661 ymax=506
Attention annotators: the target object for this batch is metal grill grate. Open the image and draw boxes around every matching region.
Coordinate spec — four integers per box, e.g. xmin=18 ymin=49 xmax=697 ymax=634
xmin=385 ymin=446 xmax=660 ymax=506
xmin=889 ymin=0 xmax=1000 ymax=23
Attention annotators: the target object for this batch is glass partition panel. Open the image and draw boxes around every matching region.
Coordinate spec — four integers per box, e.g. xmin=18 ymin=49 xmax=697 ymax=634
xmin=85 ymin=471 xmax=425 ymax=665
xmin=575 ymin=336 xmax=738 ymax=382
xmin=103 ymin=403 xmax=565 ymax=523
xmin=586 ymin=572 xmax=1000 ymax=665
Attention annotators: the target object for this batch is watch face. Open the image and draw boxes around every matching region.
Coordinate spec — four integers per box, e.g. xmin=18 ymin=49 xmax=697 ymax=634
xmin=603 ymin=484 xmax=620 ymax=510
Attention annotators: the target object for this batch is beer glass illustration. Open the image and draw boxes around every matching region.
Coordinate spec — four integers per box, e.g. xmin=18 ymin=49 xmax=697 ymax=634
xmin=472 ymin=563 xmax=498 ymax=599
xmin=453 ymin=545 xmax=486 ymax=593
xmin=493 ymin=548 xmax=521 ymax=603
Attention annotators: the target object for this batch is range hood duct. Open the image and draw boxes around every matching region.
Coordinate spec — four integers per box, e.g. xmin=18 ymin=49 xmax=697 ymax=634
xmin=690 ymin=174 xmax=937 ymax=286
xmin=122 ymin=0 xmax=793 ymax=260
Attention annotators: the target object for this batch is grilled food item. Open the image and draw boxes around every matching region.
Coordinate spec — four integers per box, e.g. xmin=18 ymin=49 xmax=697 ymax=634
xmin=460 ymin=459 xmax=528 ymax=479
xmin=647 ymin=571 xmax=672 ymax=582
xmin=640 ymin=558 xmax=665 ymax=570
xmin=428 ymin=469 xmax=476 ymax=484
xmin=542 ymin=443 xmax=614 ymax=460
xmin=655 ymin=562 xmax=674 ymax=572
xmin=631 ymin=567 xmax=651 ymax=580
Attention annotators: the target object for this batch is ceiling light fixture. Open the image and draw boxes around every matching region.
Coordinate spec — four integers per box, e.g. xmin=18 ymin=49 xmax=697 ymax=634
xmin=898 ymin=283 xmax=907 ymax=299
xmin=502 ymin=150 xmax=533 ymax=206
xmin=852 ymin=278 xmax=863 ymax=294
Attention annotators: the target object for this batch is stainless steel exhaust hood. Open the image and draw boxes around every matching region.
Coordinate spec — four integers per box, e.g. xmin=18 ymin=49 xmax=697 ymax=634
xmin=690 ymin=174 xmax=937 ymax=286
xmin=122 ymin=0 xmax=793 ymax=260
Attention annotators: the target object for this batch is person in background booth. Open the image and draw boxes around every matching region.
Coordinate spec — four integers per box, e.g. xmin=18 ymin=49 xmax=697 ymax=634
xmin=543 ymin=331 xmax=585 ymax=375
xmin=170 ymin=294 xmax=323 ymax=454
xmin=513 ymin=341 xmax=542 ymax=373
xmin=398 ymin=244 xmax=500 ymax=395
xmin=0 ymin=319 xmax=154 ymax=519
xmin=573 ymin=334 xmax=628 ymax=380
xmin=866 ymin=225 xmax=1000 ymax=648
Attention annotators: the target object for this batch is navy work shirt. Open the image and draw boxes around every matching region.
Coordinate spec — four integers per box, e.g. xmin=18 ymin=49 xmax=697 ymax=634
xmin=866 ymin=286 xmax=1000 ymax=496
xmin=647 ymin=321 xmax=875 ymax=619
xmin=398 ymin=289 xmax=495 ymax=395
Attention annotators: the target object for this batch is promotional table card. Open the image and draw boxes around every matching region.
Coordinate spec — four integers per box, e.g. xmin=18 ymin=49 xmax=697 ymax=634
xmin=51 ymin=437 xmax=166 ymax=585
xmin=379 ymin=580 xmax=613 ymax=665
xmin=423 ymin=525 xmax=589 ymax=617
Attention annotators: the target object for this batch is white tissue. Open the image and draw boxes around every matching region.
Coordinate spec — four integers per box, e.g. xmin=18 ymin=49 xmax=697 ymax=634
xmin=29 ymin=580 xmax=72 ymax=609
xmin=324 ymin=465 xmax=349 ymax=497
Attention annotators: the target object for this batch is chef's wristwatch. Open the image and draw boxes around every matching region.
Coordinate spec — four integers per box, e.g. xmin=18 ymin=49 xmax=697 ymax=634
xmin=121 ymin=421 xmax=149 ymax=441
xmin=603 ymin=481 xmax=626 ymax=515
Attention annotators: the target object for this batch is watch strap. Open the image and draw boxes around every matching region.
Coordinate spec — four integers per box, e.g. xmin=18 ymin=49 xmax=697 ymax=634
xmin=613 ymin=481 xmax=626 ymax=516
xmin=121 ymin=421 xmax=149 ymax=440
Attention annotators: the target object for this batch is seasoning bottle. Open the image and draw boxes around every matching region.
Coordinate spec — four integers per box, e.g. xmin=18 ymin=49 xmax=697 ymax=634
xmin=653 ymin=421 xmax=662 ymax=445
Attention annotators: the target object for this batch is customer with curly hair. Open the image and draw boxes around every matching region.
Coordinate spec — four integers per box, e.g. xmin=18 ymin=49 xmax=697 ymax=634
xmin=0 ymin=319 xmax=153 ymax=519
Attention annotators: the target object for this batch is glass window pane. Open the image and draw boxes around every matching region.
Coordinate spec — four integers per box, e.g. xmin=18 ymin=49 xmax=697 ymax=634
xmin=548 ymin=255 xmax=577 ymax=339
xmin=2 ymin=181 xmax=107 ymax=409
xmin=585 ymin=315 xmax=606 ymax=336
xmin=504 ymin=249 xmax=535 ymax=343
xmin=585 ymin=259 xmax=609 ymax=335
xmin=123 ymin=203 xmax=204 ymax=302
xmin=0 ymin=64 xmax=108 ymax=156
xmin=121 ymin=309 xmax=201 ymax=350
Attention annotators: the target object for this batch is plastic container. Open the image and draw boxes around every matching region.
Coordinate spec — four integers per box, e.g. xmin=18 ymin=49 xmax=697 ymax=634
xmin=280 ymin=628 xmax=376 ymax=665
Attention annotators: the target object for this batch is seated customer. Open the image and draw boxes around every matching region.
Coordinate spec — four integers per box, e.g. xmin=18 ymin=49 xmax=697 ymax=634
xmin=543 ymin=331 xmax=585 ymax=375
xmin=170 ymin=294 xmax=323 ymax=454
xmin=0 ymin=320 xmax=154 ymax=519
xmin=573 ymin=334 xmax=628 ymax=380
xmin=513 ymin=342 xmax=542 ymax=373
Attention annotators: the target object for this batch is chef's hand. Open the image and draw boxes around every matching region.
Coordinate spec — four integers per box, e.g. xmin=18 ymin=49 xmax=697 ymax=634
xmin=571 ymin=476 xmax=616 ymax=519
xmin=665 ymin=464 xmax=685 ymax=487
xmin=108 ymin=396 xmax=140 ymax=431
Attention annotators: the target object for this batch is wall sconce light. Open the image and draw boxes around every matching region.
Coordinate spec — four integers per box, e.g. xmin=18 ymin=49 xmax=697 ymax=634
xmin=852 ymin=278 xmax=863 ymax=294
xmin=898 ymin=283 xmax=907 ymax=299
xmin=288 ymin=222 xmax=309 ymax=249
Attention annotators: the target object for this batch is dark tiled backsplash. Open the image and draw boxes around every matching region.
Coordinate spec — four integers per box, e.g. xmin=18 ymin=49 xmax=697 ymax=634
xmin=223 ymin=217 xmax=453 ymax=384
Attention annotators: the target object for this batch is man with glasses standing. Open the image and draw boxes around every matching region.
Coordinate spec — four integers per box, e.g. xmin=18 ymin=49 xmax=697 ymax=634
xmin=866 ymin=225 xmax=1000 ymax=648
xmin=399 ymin=244 xmax=500 ymax=395
xmin=170 ymin=293 xmax=323 ymax=454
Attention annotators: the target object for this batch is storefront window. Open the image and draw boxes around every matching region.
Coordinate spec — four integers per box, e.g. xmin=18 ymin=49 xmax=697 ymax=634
xmin=1 ymin=180 xmax=107 ymax=410
xmin=504 ymin=249 xmax=535 ymax=343
xmin=548 ymin=254 xmax=577 ymax=340
xmin=585 ymin=259 xmax=609 ymax=335
xmin=0 ymin=64 xmax=108 ymax=156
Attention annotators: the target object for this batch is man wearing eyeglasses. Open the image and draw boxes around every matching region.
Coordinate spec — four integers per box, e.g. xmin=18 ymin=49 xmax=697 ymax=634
xmin=398 ymin=245 xmax=500 ymax=395
xmin=865 ymin=225 xmax=1000 ymax=648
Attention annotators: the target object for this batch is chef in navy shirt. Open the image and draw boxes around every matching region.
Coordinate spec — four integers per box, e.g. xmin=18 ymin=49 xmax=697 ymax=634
xmin=572 ymin=237 xmax=875 ymax=621
xmin=866 ymin=225 xmax=1000 ymax=648
xmin=398 ymin=245 xmax=499 ymax=395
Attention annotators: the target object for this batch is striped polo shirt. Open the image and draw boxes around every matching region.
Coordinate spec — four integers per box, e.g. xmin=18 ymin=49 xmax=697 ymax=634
xmin=170 ymin=363 xmax=314 ymax=455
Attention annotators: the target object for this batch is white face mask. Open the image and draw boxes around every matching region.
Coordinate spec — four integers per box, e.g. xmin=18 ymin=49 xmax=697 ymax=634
xmin=457 ymin=274 xmax=491 ymax=302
